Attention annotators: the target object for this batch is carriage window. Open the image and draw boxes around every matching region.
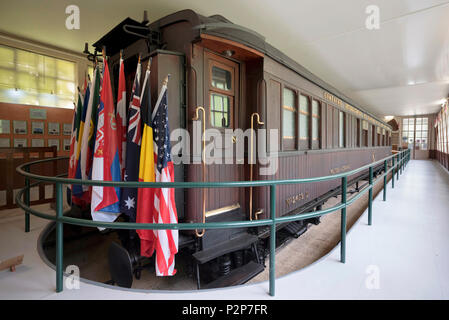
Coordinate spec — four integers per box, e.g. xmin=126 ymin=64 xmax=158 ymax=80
xmin=356 ymin=118 xmax=361 ymax=147
xmin=210 ymin=93 xmax=230 ymax=128
xmin=339 ymin=111 xmax=345 ymax=148
xmin=312 ymin=100 xmax=320 ymax=143
xmin=377 ymin=127 xmax=381 ymax=146
xmin=299 ymin=95 xmax=309 ymax=140
xmin=211 ymin=66 xmax=232 ymax=91
xmin=362 ymin=120 xmax=368 ymax=147
xmin=282 ymin=88 xmax=296 ymax=147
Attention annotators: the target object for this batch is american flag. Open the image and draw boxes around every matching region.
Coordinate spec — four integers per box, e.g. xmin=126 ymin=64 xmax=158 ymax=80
xmin=151 ymin=76 xmax=178 ymax=276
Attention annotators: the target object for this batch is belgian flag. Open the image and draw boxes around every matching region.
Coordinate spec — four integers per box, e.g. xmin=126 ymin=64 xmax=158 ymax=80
xmin=136 ymin=63 xmax=156 ymax=257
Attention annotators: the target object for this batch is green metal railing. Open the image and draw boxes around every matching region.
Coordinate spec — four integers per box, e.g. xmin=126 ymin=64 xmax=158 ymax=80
xmin=15 ymin=149 xmax=411 ymax=296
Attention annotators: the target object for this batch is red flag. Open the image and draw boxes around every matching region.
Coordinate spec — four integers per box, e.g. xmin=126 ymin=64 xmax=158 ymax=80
xmin=116 ymin=57 xmax=127 ymax=179
xmin=91 ymin=59 xmax=122 ymax=223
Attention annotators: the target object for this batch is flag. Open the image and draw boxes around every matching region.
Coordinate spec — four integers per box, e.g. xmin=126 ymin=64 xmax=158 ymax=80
xmin=68 ymin=91 xmax=83 ymax=180
xmin=72 ymin=81 xmax=90 ymax=205
xmin=77 ymin=66 xmax=101 ymax=202
xmin=67 ymin=91 xmax=83 ymax=204
xmin=120 ymin=61 xmax=142 ymax=221
xmin=135 ymin=66 xmax=155 ymax=253
xmin=138 ymin=75 xmax=178 ymax=276
xmin=116 ymin=57 xmax=127 ymax=179
xmin=91 ymin=59 xmax=121 ymax=224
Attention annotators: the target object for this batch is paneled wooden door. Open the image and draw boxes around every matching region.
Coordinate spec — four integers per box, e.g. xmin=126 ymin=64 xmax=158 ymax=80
xmin=203 ymin=51 xmax=244 ymax=215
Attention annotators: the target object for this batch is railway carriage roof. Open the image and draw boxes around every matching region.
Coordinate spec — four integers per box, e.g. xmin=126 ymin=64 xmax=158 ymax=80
xmin=94 ymin=9 xmax=390 ymax=128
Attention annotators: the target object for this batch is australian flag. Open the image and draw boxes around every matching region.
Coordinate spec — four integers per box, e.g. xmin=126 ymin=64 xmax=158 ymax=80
xmin=120 ymin=62 xmax=142 ymax=221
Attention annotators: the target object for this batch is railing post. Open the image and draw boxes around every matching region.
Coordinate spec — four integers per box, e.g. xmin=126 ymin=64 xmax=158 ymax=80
xmin=404 ymin=152 xmax=407 ymax=170
xmin=383 ymin=160 xmax=387 ymax=201
xmin=392 ymin=156 xmax=395 ymax=189
xmin=269 ymin=184 xmax=276 ymax=297
xmin=368 ymin=166 xmax=373 ymax=225
xmin=400 ymin=152 xmax=403 ymax=174
xmin=396 ymin=154 xmax=400 ymax=180
xmin=340 ymin=176 xmax=347 ymax=263
xmin=24 ymin=165 xmax=30 ymax=233
xmin=55 ymin=183 xmax=64 ymax=293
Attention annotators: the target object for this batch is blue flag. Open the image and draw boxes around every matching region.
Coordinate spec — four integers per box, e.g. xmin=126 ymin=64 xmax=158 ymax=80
xmin=120 ymin=62 xmax=143 ymax=221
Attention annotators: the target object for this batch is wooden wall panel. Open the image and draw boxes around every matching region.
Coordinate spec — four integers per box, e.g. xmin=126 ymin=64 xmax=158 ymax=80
xmin=0 ymin=103 xmax=73 ymax=157
xmin=255 ymin=146 xmax=392 ymax=219
xmin=266 ymin=77 xmax=281 ymax=151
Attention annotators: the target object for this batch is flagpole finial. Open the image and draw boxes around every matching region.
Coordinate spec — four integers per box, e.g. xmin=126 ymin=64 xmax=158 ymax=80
xmin=87 ymin=73 xmax=91 ymax=82
xmin=120 ymin=49 xmax=123 ymax=59
xmin=147 ymin=57 xmax=152 ymax=70
xmin=77 ymin=86 xmax=81 ymax=93
xmin=102 ymin=46 xmax=106 ymax=62
xmin=138 ymin=53 xmax=141 ymax=64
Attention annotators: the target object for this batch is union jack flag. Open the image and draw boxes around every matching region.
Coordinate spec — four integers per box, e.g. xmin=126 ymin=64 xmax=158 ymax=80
xmin=120 ymin=62 xmax=142 ymax=221
xmin=128 ymin=95 xmax=142 ymax=145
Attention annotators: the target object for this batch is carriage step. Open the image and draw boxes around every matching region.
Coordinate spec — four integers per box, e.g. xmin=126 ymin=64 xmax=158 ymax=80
xmin=202 ymin=261 xmax=264 ymax=289
xmin=193 ymin=233 xmax=259 ymax=265
xmin=284 ymin=221 xmax=307 ymax=238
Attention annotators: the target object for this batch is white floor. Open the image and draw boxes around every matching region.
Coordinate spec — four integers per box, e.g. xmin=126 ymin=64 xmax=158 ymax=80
xmin=0 ymin=160 xmax=448 ymax=300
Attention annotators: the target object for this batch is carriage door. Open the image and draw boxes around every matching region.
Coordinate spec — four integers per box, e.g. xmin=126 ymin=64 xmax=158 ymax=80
xmin=204 ymin=51 xmax=243 ymax=215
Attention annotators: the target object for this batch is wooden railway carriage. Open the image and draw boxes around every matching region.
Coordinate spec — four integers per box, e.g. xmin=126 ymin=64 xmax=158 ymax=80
xmin=92 ymin=9 xmax=392 ymax=288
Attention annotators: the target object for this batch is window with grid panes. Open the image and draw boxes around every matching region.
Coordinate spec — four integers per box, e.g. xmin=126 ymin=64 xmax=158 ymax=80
xmin=299 ymin=95 xmax=309 ymax=142
xmin=415 ymin=118 xmax=428 ymax=150
xmin=339 ymin=111 xmax=345 ymax=148
xmin=402 ymin=118 xmax=414 ymax=149
xmin=282 ymin=88 xmax=296 ymax=150
xmin=0 ymin=44 xmax=76 ymax=108
xmin=311 ymin=100 xmax=320 ymax=145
